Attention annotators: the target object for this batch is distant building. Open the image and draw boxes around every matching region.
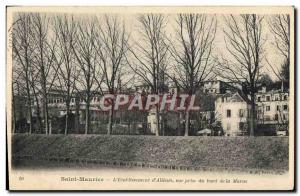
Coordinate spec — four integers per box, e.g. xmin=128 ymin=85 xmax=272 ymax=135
xmin=256 ymin=85 xmax=289 ymax=125
xmin=214 ymin=83 xmax=289 ymax=136
xmin=14 ymin=80 xmax=289 ymax=136
xmin=215 ymin=92 xmax=251 ymax=136
xmin=201 ymin=80 xmax=242 ymax=95
xmin=201 ymin=80 xmax=225 ymax=94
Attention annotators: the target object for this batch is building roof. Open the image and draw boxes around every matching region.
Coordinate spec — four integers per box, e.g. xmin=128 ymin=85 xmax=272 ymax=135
xmin=217 ymin=91 xmax=251 ymax=104
xmin=258 ymin=81 xmax=289 ymax=93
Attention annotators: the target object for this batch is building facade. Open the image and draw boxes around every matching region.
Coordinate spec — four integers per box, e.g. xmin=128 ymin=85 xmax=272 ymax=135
xmin=215 ymin=92 xmax=251 ymax=136
xmin=256 ymin=86 xmax=289 ymax=125
xmin=201 ymin=80 xmax=242 ymax=95
xmin=14 ymin=80 xmax=290 ymax=136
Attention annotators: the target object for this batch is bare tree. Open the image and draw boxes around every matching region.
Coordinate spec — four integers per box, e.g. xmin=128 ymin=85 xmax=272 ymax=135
xmin=53 ymin=14 xmax=78 ymax=134
xmin=269 ymin=14 xmax=290 ymax=62
xmin=72 ymin=17 xmax=99 ymax=134
xmin=128 ymin=14 xmax=169 ymax=136
xmin=12 ymin=68 xmax=26 ymax=133
xmin=29 ymin=68 xmax=44 ymax=133
xmin=31 ymin=13 xmax=59 ymax=134
xmin=266 ymin=14 xmax=290 ymax=86
xmin=216 ymin=14 xmax=265 ymax=136
xmin=170 ymin=14 xmax=217 ymax=136
xmin=12 ymin=13 xmax=35 ymax=134
xmin=95 ymin=15 xmax=129 ymax=135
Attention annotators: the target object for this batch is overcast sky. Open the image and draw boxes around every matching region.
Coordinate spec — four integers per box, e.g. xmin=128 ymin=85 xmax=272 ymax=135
xmin=12 ymin=11 xmax=290 ymax=83
xmin=122 ymin=13 xmax=287 ymax=81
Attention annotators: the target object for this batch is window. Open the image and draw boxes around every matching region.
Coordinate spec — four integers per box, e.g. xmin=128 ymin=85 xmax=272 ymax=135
xmin=266 ymin=96 xmax=270 ymax=101
xmin=226 ymin=110 xmax=231 ymax=118
xmin=239 ymin=109 xmax=244 ymax=117
xmin=266 ymin=106 xmax=270 ymax=111
xmin=274 ymin=114 xmax=279 ymax=121
xmin=283 ymin=105 xmax=288 ymax=110
xmin=284 ymin=95 xmax=288 ymax=100
xmin=277 ymin=105 xmax=280 ymax=111
xmin=257 ymin=96 xmax=261 ymax=102
xmin=283 ymin=114 xmax=287 ymax=120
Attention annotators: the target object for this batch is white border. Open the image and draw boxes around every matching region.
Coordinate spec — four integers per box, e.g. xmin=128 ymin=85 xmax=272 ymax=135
xmin=1 ymin=0 xmax=299 ymax=195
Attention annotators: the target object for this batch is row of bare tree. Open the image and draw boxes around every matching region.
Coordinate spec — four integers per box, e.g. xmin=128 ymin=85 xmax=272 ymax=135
xmin=11 ymin=13 xmax=290 ymax=136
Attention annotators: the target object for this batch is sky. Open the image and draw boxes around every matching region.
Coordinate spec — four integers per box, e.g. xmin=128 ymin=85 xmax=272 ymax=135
xmin=122 ymin=13 xmax=287 ymax=81
xmin=11 ymin=8 xmax=291 ymax=84
xmin=85 ymin=13 xmax=288 ymax=81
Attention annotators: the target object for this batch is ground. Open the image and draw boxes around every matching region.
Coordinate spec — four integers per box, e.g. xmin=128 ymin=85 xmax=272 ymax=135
xmin=12 ymin=134 xmax=289 ymax=172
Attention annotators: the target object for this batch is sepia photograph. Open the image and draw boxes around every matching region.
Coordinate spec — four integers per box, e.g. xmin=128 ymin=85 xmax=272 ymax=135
xmin=6 ymin=6 xmax=295 ymax=191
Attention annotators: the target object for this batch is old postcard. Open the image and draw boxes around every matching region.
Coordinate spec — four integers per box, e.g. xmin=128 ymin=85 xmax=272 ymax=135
xmin=6 ymin=6 xmax=295 ymax=191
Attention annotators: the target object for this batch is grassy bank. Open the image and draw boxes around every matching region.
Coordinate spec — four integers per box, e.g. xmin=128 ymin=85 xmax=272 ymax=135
xmin=12 ymin=134 xmax=289 ymax=171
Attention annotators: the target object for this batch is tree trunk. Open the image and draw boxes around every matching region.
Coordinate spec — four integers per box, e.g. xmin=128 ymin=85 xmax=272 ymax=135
xmin=107 ymin=106 xmax=114 ymax=135
xmin=249 ymin=95 xmax=255 ymax=136
xmin=161 ymin=112 xmax=165 ymax=136
xmin=12 ymin=95 xmax=16 ymax=134
xmin=27 ymin=100 xmax=33 ymax=134
xmin=155 ymin=106 xmax=160 ymax=136
xmin=85 ymin=101 xmax=90 ymax=134
xmin=25 ymin=81 xmax=33 ymax=134
xmin=44 ymin=98 xmax=49 ymax=134
xmin=177 ymin=113 xmax=181 ymax=136
xmin=41 ymin=73 xmax=49 ymax=134
xmin=75 ymin=97 xmax=80 ymax=133
xmin=35 ymin=97 xmax=43 ymax=133
xmin=64 ymin=102 xmax=70 ymax=135
xmin=49 ymin=120 xmax=52 ymax=135
xmin=184 ymin=111 xmax=190 ymax=136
